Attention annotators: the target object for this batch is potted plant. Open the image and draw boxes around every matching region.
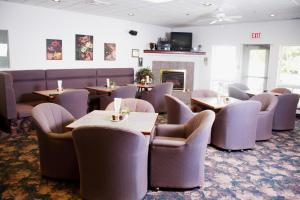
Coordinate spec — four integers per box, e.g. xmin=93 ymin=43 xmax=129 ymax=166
xmin=135 ymin=67 xmax=154 ymax=84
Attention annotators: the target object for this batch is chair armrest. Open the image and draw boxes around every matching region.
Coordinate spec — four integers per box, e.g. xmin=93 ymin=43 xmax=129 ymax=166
xmin=155 ymin=124 xmax=185 ymax=138
xmin=47 ymin=131 xmax=73 ymax=141
xmin=152 ymin=136 xmax=186 ymax=147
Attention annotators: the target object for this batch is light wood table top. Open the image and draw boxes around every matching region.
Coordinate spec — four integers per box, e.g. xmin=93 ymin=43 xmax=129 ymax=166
xmin=33 ymin=88 xmax=76 ymax=98
xmin=85 ymin=86 xmax=119 ymax=93
xmin=191 ymin=97 xmax=240 ymax=110
xmin=67 ymin=110 xmax=158 ymax=135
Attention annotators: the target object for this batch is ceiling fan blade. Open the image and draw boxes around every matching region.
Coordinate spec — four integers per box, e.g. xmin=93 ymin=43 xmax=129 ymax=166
xmin=209 ymin=20 xmax=218 ymax=24
xmin=227 ymin=15 xmax=242 ymax=19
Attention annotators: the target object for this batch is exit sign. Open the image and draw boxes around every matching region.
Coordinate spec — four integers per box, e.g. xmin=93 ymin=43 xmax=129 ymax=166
xmin=251 ymin=32 xmax=261 ymax=39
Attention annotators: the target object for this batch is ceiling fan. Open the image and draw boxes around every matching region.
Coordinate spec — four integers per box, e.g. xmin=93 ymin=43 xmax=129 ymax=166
xmin=209 ymin=12 xmax=242 ymax=24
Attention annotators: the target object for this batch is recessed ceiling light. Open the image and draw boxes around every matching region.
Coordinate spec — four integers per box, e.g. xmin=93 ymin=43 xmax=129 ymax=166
xmin=128 ymin=12 xmax=135 ymax=16
xmin=52 ymin=0 xmax=61 ymax=2
xmin=270 ymin=14 xmax=275 ymax=17
xmin=200 ymin=2 xmax=214 ymax=6
xmin=143 ymin=0 xmax=174 ymax=3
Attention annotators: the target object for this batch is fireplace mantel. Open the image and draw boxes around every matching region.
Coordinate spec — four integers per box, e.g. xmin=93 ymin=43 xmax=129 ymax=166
xmin=144 ymin=50 xmax=206 ymax=55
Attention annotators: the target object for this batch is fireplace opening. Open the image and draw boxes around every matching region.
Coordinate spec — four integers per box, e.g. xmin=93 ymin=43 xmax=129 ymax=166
xmin=161 ymin=69 xmax=186 ymax=91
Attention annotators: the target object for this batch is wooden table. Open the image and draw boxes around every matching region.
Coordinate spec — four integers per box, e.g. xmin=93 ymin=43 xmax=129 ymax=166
xmin=128 ymin=83 xmax=155 ymax=92
xmin=85 ymin=86 xmax=119 ymax=95
xmin=33 ymin=88 xmax=76 ymax=99
xmin=191 ymin=97 xmax=240 ymax=111
xmin=67 ymin=110 xmax=158 ymax=135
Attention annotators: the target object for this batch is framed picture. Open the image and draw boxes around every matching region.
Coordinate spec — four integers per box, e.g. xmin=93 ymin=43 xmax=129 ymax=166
xmin=131 ymin=49 xmax=139 ymax=58
xmin=75 ymin=34 xmax=93 ymax=60
xmin=46 ymin=39 xmax=62 ymax=60
xmin=104 ymin=43 xmax=116 ymax=61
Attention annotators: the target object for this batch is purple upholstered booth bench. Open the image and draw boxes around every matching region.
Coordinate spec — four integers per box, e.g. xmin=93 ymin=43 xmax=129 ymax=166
xmin=0 ymin=68 xmax=134 ymax=133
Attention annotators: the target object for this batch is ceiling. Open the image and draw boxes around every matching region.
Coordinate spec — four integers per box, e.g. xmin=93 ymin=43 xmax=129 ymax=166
xmin=2 ymin=0 xmax=300 ymax=27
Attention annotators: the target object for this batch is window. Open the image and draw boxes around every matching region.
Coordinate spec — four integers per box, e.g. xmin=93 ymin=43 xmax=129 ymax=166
xmin=278 ymin=46 xmax=300 ymax=90
xmin=211 ymin=45 xmax=238 ymax=94
xmin=0 ymin=30 xmax=9 ymax=68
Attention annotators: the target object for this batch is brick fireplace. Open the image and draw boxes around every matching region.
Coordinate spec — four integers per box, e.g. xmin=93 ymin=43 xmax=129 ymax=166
xmin=152 ymin=61 xmax=194 ymax=104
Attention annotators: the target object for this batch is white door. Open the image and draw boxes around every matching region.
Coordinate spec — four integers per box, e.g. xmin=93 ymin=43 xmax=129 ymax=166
xmin=242 ymin=44 xmax=270 ymax=91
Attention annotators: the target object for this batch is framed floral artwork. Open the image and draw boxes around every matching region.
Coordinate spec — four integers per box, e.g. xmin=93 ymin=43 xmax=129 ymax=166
xmin=75 ymin=34 xmax=93 ymax=60
xmin=104 ymin=43 xmax=116 ymax=61
xmin=46 ymin=39 xmax=62 ymax=60
xmin=132 ymin=49 xmax=139 ymax=58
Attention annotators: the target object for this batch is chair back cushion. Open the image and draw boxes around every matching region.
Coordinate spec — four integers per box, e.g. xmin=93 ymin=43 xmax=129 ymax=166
xmin=165 ymin=94 xmax=194 ymax=124
xmin=228 ymin=86 xmax=250 ymax=100
xmin=105 ymin=98 xmax=154 ymax=113
xmin=57 ymin=89 xmax=89 ymax=119
xmin=32 ymin=103 xmax=74 ymax=134
xmin=0 ymin=72 xmax=17 ymax=119
xmin=73 ymin=126 xmax=148 ymax=200
xmin=273 ymin=93 xmax=299 ymax=130
xmin=271 ymin=87 xmax=291 ymax=94
xmin=250 ymin=93 xmax=278 ymax=111
xmin=112 ymin=85 xmax=137 ymax=98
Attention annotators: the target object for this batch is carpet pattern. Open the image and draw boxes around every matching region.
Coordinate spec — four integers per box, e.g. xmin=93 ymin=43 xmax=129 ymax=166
xmin=0 ymin=117 xmax=299 ymax=200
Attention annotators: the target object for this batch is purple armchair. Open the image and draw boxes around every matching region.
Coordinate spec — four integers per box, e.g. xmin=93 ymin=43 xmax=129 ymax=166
xmin=191 ymin=89 xmax=218 ymax=112
xmin=165 ymin=94 xmax=194 ymax=124
xmin=272 ymin=93 xmax=299 ymax=131
xmin=271 ymin=87 xmax=291 ymax=94
xmin=73 ymin=126 xmax=148 ymax=200
xmin=57 ymin=89 xmax=89 ymax=119
xmin=31 ymin=103 xmax=79 ymax=180
xmin=105 ymin=98 xmax=155 ymax=113
xmin=250 ymin=94 xmax=278 ymax=140
xmin=228 ymin=85 xmax=250 ymax=100
xmin=100 ymin=85 xmax=137 ymax=110
xmin=150 ymin=110 xmax=215 ymax=189
xmin=140 ymin=82 xmax=173 ymax=113
xmin=211 ymin=101 xmax=261 ymax=150
xmin=231 ymin=83 xmax=249 ymax=90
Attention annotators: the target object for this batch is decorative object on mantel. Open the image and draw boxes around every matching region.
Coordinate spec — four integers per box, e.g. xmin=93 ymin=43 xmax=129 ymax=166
xmin=135 ymin=67 xmax=154 ymax=84
xmin=143 ymin=50 xmax=206 ymax=55
xmin=132 ymin=49 xmax=139 ymax=58
xmin=104 ymin=43 xmax=116 ymax=61
xmin=75 ymin=34 xmax=93 ymax=60
xmin=149 ymin=42 xmax=156 ymax=50
xmin=46 ymin=39 xmax=62 ymax=60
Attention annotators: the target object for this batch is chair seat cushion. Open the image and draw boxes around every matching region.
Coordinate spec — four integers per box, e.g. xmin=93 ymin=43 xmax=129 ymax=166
xmin=16 ymin=103 xmax=34 ymax=118
xmin=152 ymin=136 xmax=186 ymax=147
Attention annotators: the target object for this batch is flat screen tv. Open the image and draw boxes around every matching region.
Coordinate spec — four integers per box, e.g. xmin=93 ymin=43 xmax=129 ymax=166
xmin=170 ymin=32 xmax=192 ymax=51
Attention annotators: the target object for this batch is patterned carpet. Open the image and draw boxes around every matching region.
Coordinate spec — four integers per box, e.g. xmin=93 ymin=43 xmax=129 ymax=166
xmin=0 ymin=117 xmax=299 ymax=200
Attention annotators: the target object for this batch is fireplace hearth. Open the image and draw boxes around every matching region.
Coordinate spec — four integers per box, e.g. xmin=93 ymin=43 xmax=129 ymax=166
xmin=161 ymin=69 xmax=186 ymax=91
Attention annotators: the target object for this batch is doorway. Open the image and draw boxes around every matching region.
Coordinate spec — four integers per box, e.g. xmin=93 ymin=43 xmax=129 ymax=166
xmin=242 ymin=44 xmax=270 ymax=91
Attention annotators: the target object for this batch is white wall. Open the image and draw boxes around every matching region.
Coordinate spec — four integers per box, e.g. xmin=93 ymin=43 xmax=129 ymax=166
xmin=173 ymin=20 xmax=300 ymax=90
xmin=0 ymin=1 xmax=170 ymax=70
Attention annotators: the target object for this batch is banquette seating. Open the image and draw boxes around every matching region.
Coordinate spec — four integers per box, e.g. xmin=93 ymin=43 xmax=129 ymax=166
xmin=0 ymin=68 xmax=134 ymax=132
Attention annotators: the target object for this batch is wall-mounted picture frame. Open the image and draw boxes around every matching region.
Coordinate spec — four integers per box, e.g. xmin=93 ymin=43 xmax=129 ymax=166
xmin=104 ymin=43 xmax=116 ymax=61
xmin=131 ymin=49 xmax=139 ymax=58
xmin=46 ymin=39 xmax=62 ymax=60
xmin=75 ymin=34 xmax=93 ymax=61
